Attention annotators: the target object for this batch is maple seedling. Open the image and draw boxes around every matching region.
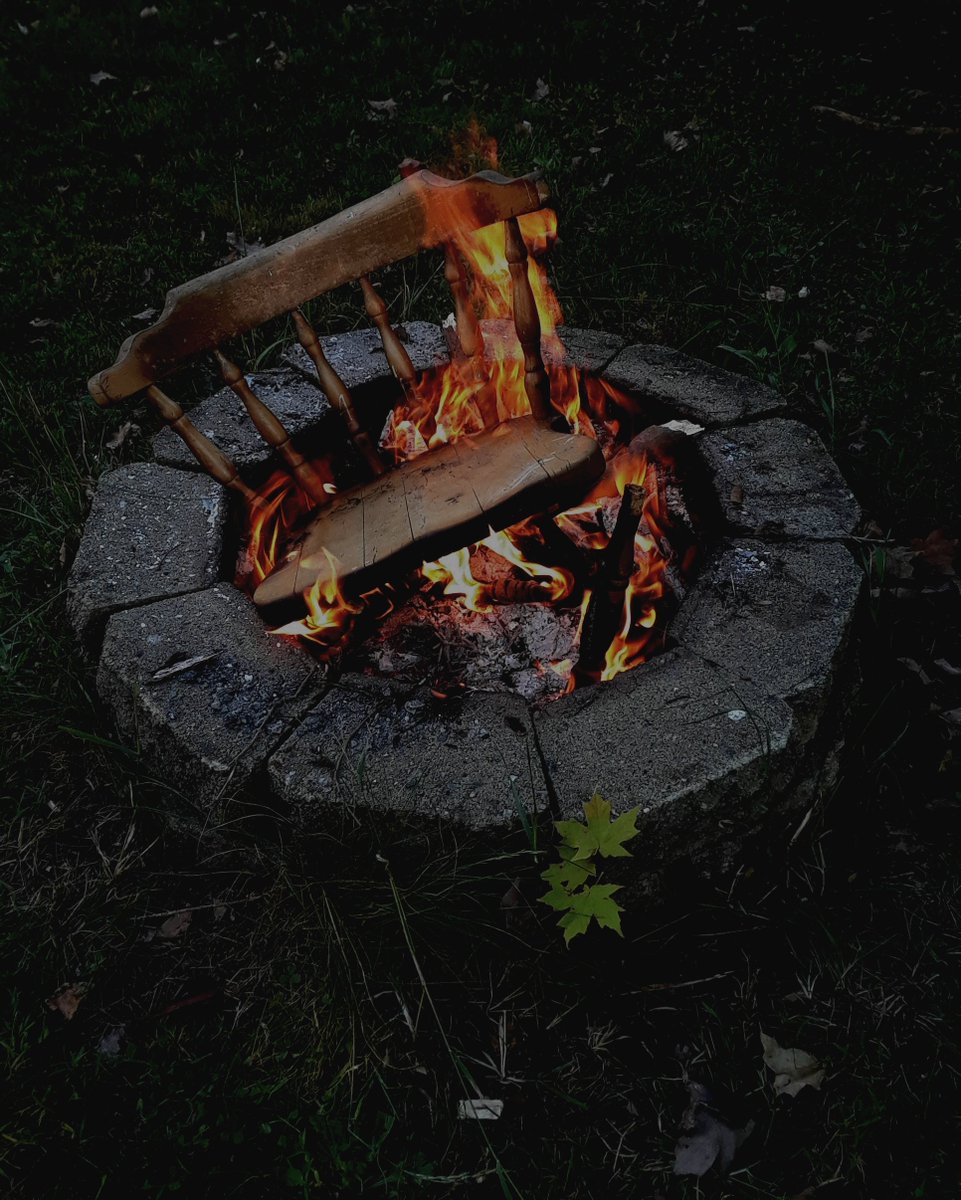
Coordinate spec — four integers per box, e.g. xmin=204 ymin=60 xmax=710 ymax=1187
xmin=539 ymin=793 xmax=640 ymax=945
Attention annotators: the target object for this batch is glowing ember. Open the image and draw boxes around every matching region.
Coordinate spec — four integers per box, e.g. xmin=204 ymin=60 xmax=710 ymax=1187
xmin=234 ymin=160 xmax=688 ymax=699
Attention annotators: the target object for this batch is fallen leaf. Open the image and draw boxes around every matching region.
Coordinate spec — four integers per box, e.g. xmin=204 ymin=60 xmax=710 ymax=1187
xmin=89 ymin=70 xmax=117 ymax=86
xmin=911 ymin=529 xmax=957 ymax=573
xmin=515 ymin=119 xmax=532 ymax=134
xmin=533 ymin=78 xmax=549 ymax=102
xmin=140 ymin=5 xmax=159 ymax=15
xmin=662 ymin=419 xmax=705 ymax=436
xmin=47 ymin=983 xmax=89 ymax=1020
xmin=106 ymin=421 xmax=139 ymax=451
xmin=855 ymin=327 xmax=874 ymax=343
xmin=673 ymin=1082 xmax=754 ymax=1176
xmin=130 ymin=307 xmax=158 ymax=322
xmin=30 ymin=316 xmax=58 ymax=328
xmin=97 ymin=1026 xmax=124 ymax=1056
xmin=730 ymin=483 xmax=745 ymax=505
xmin=663 ymin=130 xmax=689 ymax=152
xmin=760 ymin=1031 xmax=825 ymax=1095
xmin=367 ymin=98 xmax=397 ymax=119
xmin=798 ymin=286 xmax=810 ymax=298
xmin=457 ymin=1098 xmax=503 ymax=1120
xmin=157 ymin=910 xmax=192 ymax=940
xmin=149 ymin=652 xmax=218 ymax=682
xmin=764 ymin=286 xmax=787 ymax=302
xmin=812 ymin=338 xmax=836 ymax=354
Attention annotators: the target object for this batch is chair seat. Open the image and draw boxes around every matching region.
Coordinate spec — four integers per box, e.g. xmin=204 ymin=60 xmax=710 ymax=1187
xmin=253 ymin=415 xmax=605 ymax=610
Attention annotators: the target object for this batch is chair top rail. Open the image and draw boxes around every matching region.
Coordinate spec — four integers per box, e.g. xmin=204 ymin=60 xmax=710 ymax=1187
xmin=89 ymin=168 xmax=549 ymax=406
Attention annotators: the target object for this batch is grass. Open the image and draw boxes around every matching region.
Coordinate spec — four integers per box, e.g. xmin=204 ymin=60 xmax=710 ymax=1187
xmin=2 ymin=2 xmax=961 ymax=1196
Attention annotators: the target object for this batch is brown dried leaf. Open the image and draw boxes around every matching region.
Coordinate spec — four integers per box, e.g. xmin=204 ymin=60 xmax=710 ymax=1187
xmin=158 ymin=910 xmax=192 ymax=940
xmin=730 ymin=483 xmax=745 ymax=505
xmin=911 ymin=529 xmax=958 ymax=573
xmin=47 ymin=983 xmax=89 ymax=1020
xmin=760 ymin=1031 xmax=825 ymax=1095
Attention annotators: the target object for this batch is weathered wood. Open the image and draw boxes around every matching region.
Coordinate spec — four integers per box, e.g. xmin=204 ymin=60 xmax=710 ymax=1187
xmin=253 ymin=416 xmax=604 ymax=611
xmin=212 ymin=349 xmax=329 ymax=504
xmin=290 ymin=309 xmax=385 ymax=478
xmin=145 ymin=385 xmax=261 ymax=507
xmin=504 ymin=216 xmax=551 ymax=425
xmin=359 ymin=276 xmax=417 ymax=386
xmin=89 ymin=168 xmax=549 ymax=405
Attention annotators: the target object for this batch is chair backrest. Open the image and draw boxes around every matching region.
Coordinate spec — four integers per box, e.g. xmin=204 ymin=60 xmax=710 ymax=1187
xmin=88 ymin=168 xmax=555 ymax=510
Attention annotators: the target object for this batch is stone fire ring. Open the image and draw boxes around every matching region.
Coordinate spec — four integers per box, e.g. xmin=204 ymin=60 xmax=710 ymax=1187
xmin=69 ymin=325 xmax=862 ymax=880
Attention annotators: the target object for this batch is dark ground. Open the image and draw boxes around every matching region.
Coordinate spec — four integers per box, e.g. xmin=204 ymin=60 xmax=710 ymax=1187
xmin=2 ymin=3 xmax=961 ymax=1197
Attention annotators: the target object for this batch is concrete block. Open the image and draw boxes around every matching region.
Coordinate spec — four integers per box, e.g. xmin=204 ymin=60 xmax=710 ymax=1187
xmin=68 ymin=462 xmax=226 ymax=648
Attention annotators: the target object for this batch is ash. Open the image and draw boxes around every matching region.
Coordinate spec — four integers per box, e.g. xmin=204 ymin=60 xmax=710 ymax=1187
xmin=353 ymin=591 xmax=581 ymax=703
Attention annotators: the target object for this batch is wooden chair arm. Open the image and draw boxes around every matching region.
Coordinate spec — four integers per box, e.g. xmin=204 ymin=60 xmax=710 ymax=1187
xmin=88 ymin=168 xmax=549 ymax=406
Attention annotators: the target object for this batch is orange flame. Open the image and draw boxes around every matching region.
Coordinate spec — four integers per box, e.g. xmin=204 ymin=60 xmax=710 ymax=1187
xmin=235 ymin=148 xmax=678 ymax=689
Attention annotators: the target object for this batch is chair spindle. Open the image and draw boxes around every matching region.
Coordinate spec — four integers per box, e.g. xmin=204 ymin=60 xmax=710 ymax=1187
xmin=443 ymin=243 xmax=498 ymax=427
xmin=504 ymin=216 xmax=551 ymax=426
xmin=359 ymin=276 xmax=417 ymax=388
xmin=291 ymin=310 xmax=385 ymax=478
xmin=145 ymin=385 xmax=261 ymax=507
xmin=212 ymin=349 xmax=329 ymax=505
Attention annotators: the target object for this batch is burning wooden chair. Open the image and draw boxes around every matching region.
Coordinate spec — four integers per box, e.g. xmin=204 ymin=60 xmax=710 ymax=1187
xmin=88 ymin=168 xmax=605 ymax=615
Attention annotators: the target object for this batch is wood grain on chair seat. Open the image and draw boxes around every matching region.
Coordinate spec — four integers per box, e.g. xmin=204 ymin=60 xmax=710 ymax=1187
xmin=254 ymin=418 xmax=605 ymax=609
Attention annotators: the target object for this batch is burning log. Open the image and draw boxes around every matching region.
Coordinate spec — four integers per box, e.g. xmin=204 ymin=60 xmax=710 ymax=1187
xmin=531 ymin=513 xmax=596 ymax=585
xmin=481 ymin=577 xmax=553 ymax=605
xmin=573 ymin=483 xmax=646 ymax=687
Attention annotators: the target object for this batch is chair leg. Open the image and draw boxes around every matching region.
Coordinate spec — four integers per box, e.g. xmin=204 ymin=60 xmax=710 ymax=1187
xmin=146 ymin=385 xmax=262 ymax=507
xmin=212 ymin=349 xmax=330 ymax=505
xmin=291 ymin=310 xmax=385 ymax=477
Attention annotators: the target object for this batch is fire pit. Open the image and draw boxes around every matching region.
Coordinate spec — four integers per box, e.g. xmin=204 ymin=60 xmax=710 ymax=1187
xmin=70 ymin=167 xmax=862 ymax=886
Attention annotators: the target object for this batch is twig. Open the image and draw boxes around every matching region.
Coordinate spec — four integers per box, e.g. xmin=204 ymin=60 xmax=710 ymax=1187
xmin=812 ymin=105 xmax=960 ymax=137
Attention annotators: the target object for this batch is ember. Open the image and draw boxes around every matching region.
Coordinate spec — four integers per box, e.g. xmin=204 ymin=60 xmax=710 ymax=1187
xmin=236 ymin=206 xmax=691 ymax=701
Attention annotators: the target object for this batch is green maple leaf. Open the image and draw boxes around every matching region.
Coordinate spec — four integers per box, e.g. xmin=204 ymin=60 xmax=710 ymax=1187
xmin=540 ymin=885 xmax=577 ymax=912
xmin=555 ymin=793 xmax=640 ymax=861
xmin=557 ymin=910 xmax=591 ymax=944
xmin=541 ymin=853 xmax=596 ymax=893
xmin=567 ymin=883 xmax=625 ymax=936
